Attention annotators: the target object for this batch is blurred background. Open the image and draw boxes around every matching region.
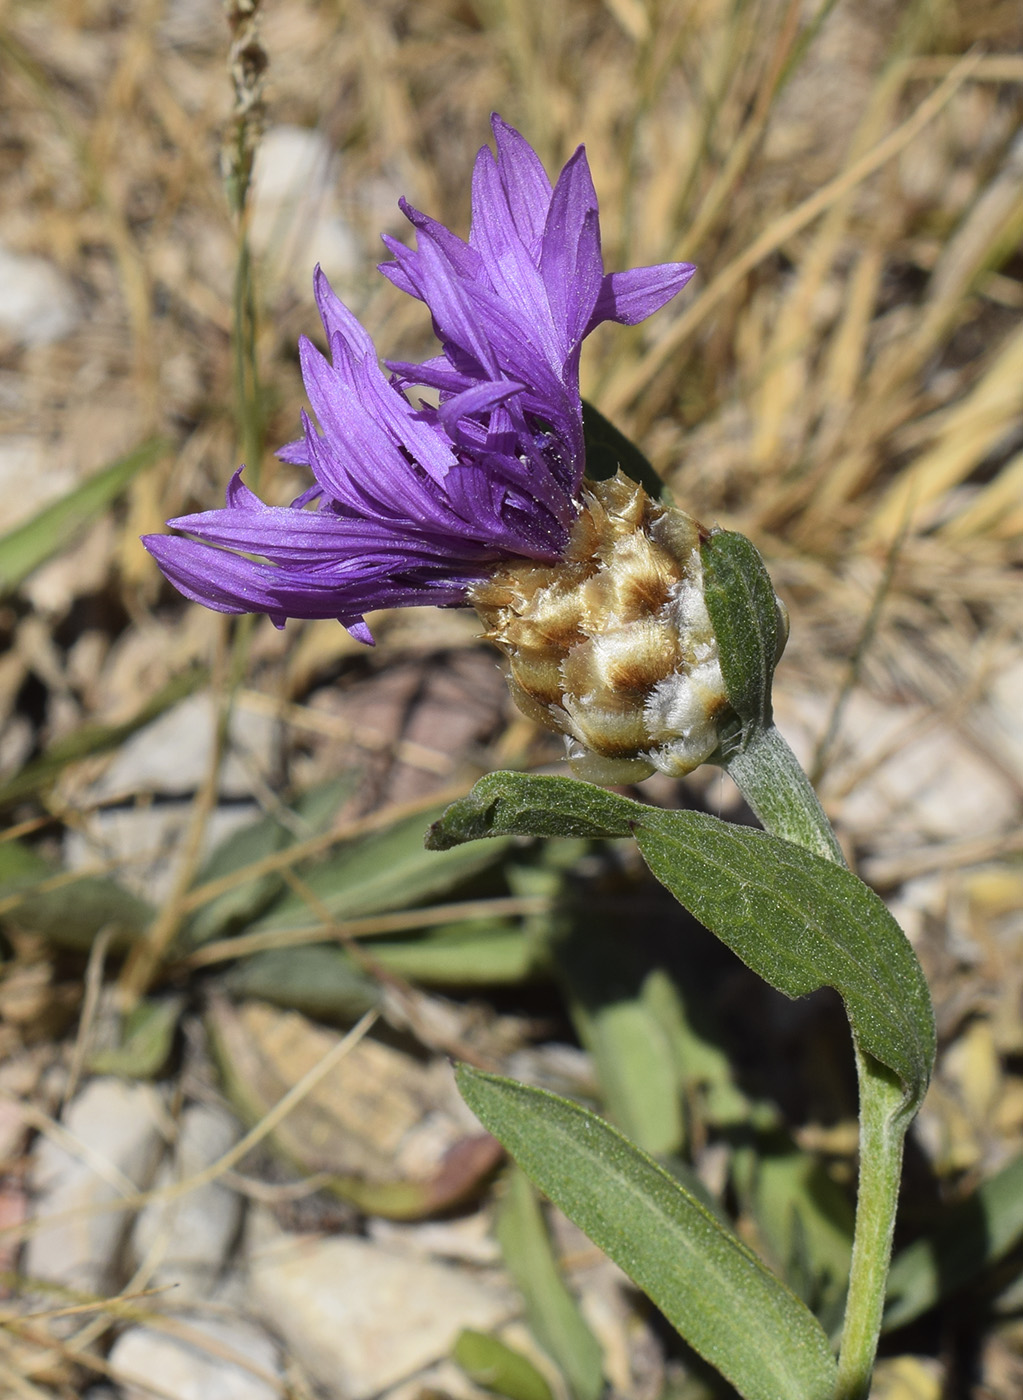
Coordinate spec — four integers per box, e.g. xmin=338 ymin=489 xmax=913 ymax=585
xmin=0 ymin=1 xmax=1021 ymax=1397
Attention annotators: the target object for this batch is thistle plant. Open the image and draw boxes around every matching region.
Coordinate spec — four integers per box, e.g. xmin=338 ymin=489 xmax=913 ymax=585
xmin=145 ymin=119 xmax=935 ymax=1400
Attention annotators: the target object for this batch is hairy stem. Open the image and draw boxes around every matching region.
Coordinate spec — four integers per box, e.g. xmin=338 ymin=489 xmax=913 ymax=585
xmin=726 ymin=724 xmax=907 ymax=1399
xmin=835 ymin=1052 xmax=906 ymax=1400
xmin=725 ymin=724 xmax=845 ymax=865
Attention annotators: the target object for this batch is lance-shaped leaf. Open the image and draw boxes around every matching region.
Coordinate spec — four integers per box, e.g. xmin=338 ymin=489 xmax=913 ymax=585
xmin=0 ymin=437 xmax=167 ymax=595
xmin=459 ymin=1068 xmax=837 ymax=1400
xmin=633 ymin=810 xmax=935 ymax=1117
xmin=428 ymin=773 xmax=935 ymax=1116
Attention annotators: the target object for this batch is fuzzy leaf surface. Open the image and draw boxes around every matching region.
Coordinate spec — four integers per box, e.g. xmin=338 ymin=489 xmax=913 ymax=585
xmin=701 ymin=528 xmax=781 ymax=740
xmin=460 ymin=1068 xmax=837 ymax=1400
xmin=429 ymin=773 xmax=935 ymax=1114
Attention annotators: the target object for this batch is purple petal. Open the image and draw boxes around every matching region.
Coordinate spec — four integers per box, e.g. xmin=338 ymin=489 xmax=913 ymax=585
xmin=539 ymin=147 xmax=603 ymax=352
xmin=587 ymin=262 xmax=696 ymax=330
xmin=490 ymin=114 xmax=553 ymax=256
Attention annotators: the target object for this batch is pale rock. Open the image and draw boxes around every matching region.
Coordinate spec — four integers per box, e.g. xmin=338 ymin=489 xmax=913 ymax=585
xmin=0 ymin=245 xmax=78 ymax=345
xmin=0 ymin=436 xmax=77 ymax=529
xmin=381 ymin=1359 xmax=490 ymax=1400
xmin=986 ymin=653 xmax=1023 ymax=784
xmin=250 ymin=127 xmax=360 ymax=291
xmin=774 ymin=688 xmax=1017 ymax=845
xmin=132 ymin=1103 xmax=243 ymax=1292
xmin=109 ymin=1316 xmax=283 ymax=1400
xmin=64 ymin=800 xmax=260 ymax=904
xmin=87 ymin=691 xmax=278 ymax=801
xmin=247 ymin=1208 xmax=515 ymax=1399
xmin=368 ymin=1208 xmax=500 ymax=1265
xmin=26 ymin=1078 xmax=165 ymax=1293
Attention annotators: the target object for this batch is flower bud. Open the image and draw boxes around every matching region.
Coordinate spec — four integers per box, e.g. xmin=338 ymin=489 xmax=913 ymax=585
xmin=471 ymin=473 xmax=734 ymax=783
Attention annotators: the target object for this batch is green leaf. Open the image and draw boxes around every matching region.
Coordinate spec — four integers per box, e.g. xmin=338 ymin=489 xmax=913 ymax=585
xmin=454 ymin=1330 xmax=555 ymax=1400
xmin=0 ymin=842 xmax=153 ymax=952
xmin=374 ymin=921 xmax=537 ymax=985
xmin=224 ymin=946 xmax=381 ymax=1022
xmin=88 ymin=997 xmax=183 ymax=1078
xmin=582 ymin=400 xmax=666 ymax=500
xmin=746 ymin=1139 xmax=854 ymax=1317
xmin=428 ymin=772 xmax=935 ymax=1116
xmin=496 ymin=1166 xmax=604 ymax=1400
xmin=425 ymin=771 xmax=636 ymax=848
xmin=700 ymin=529 xmax=784 ymax=746
xmin=642 ymin=966 xmax=752 ymax=1131
xmin=182 ymin=776 xmax=357 ymax=947
xmin=0 ymin=437 xmax=167 ymax=595
xmin=552 ymin=923 xmax=684 ymax=1156
xmin=632 ymin=810 xmax=935 ymax=1116
xmin=884 ymin=1154 xmax=1023 ymax=1331
xmin=251 ymin=802 xmax=514 ymax=933
xmin=462 ymin=1069 xmax=837 ymax=1400
xmin=0 ymin=665 xmax=207 ymax=811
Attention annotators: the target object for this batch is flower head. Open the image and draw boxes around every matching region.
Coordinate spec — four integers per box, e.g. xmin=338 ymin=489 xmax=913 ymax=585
xmin=143 ymin=116 xmax=694 ymax=645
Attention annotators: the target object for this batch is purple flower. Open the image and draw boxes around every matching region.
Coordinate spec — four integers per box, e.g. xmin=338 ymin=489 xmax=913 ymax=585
xmin=144 ymin=116 xmax=694 ymax=644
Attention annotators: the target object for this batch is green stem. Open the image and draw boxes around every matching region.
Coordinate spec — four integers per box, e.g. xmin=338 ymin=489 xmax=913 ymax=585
xmin=835 ymin=1051 xmax=906 ymax=1400
xmin=724 ymin=724 xmax=845 ymax=865
xmin=725 ymin=723 xmax=907 ymax=1399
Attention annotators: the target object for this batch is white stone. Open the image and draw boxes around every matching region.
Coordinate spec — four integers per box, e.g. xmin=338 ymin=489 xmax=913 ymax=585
xmin=0 ymin=245 xmax=78 ymax=345
xmin=63 ymin=801 xmax=260 ymax=903
xmin=109 ymin=1316 xmax=282 ymax=1400
xmin=774 ymin=687 xmax=1019 ymax=845
xmin=247 ymin=1209 xmax=514 ymax=1399
xmin=26 ymin=1078 xmax=165 ymax=1293
xmin=132 ymin=1103 xmax=243 ymax=1292
xmin=0 ymin=436 xmax=80 ymax=530
xmin=250 ymin=127 xmax=360 ymax=290
xmin=88 ymin=692 xmax=277 ymax=801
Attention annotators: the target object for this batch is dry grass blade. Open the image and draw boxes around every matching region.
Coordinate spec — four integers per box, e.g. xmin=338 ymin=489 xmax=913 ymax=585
xmin=603 ymin=50 xmax=984 ymax=418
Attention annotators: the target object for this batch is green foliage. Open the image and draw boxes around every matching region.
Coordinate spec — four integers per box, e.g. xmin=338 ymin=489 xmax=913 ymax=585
xmin=453 ymin=1329 xmax=555 ymax=1400
xmin=88 ymin=997 xmax=183 ymax=1078
xmin=741 ymin=1137 xmax=855 ymax=1321
xmin=249 ymin=801 xmax=513 ymax=934
xmin=182 ymin=776 xmax=357 ymax=947
xmin=551 ymin=923 xmax=685 ymax=1156
xmin=224 ymin=946 xmax=381 ymax=1022
xmin=463 ymin=1070 xmax=838 ymax=1400
xmin=884 ymin=1154 xmax=1023 ymax=1331
xmin=0 ymin=437 xmax=166 ymax=595
xmin=700 ymin=529 xmax=784 ymax=749
xmin=0 ymin=840 xmax=153 ymax=952
xmin=0 ymin=666 xmax=207 ymax=812
xmin=496 ymin=1166 xmax=605 ymax=1400
xmin=430 ymin=771 xmax=935 ymax=1116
